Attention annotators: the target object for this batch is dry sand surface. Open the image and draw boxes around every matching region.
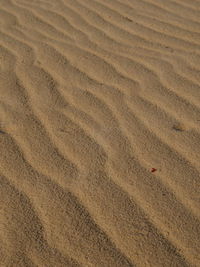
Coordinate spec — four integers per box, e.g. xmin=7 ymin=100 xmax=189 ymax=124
xmin=1 ymin=0 xmax=200 ymax=266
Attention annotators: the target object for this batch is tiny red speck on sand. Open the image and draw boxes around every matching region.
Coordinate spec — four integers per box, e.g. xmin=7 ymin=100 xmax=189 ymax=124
xmin=151 ymin=168 xmax=157 ymax=173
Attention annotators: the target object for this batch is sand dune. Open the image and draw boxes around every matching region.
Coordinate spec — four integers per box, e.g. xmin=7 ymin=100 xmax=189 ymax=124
xmin=0 ymin=0 xmax=200 ymax=266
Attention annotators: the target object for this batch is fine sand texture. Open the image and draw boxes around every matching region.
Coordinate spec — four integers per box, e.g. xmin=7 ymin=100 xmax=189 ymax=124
xmin=1 ymin=0 xmax=200 ymax=266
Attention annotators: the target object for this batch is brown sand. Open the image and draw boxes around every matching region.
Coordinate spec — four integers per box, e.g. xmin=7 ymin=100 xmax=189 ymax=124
xmin=0 ymin=0 xmax=200 ymax=266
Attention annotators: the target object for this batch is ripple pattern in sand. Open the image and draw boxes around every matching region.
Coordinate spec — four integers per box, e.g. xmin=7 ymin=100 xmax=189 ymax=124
xmin=0 ymin=0 xmax=200 ymax=266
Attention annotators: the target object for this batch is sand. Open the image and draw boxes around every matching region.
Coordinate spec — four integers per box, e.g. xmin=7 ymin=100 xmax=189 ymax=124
xmin=0 ymin=0 xmax=200 ymax=266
